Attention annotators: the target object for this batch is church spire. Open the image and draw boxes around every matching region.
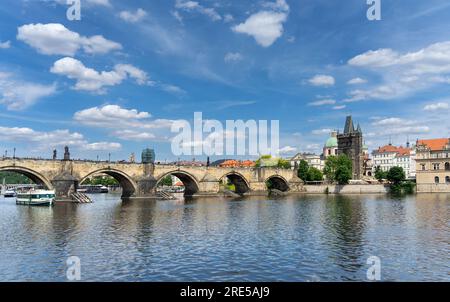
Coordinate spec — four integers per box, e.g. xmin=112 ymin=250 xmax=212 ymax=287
xmin=344 ymin=116 xmax=354 ymax=134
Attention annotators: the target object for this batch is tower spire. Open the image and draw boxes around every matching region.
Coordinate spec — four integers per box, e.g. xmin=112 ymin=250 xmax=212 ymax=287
xmin=344 ymin=116 xmax=354 ymax=134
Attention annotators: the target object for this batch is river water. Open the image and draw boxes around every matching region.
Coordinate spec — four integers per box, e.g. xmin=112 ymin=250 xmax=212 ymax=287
xmin=0 ymin=193 xmax=448 ymax=281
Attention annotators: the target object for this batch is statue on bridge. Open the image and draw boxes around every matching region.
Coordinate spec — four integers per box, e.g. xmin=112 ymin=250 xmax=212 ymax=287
xmin=52 ymin=149 xmax=57 ymax=160
xmin=63 ymin=146 xmax=70 ymax=161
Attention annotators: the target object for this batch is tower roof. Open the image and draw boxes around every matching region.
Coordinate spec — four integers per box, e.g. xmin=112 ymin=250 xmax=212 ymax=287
xmin=344 ymin=116 xmax=355 ymax=134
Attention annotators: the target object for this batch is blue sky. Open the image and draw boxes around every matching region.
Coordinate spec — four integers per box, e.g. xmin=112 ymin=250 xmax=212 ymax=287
xmin=0 ymin=0 xmax=450 ymax=161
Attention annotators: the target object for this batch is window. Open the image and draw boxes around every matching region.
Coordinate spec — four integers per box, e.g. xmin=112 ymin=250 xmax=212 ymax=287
xmin=445 ymin=162 xmax=450 ymax=171
xmin=435 ymin=176 xmax=440 ymax=184
xmin=433 ymin=163 xmax=440 ymax=170
xmin=421 ymin=164 xmax=426 ymax=171
xmin=446 ymin=176 xmax=450 ymax=184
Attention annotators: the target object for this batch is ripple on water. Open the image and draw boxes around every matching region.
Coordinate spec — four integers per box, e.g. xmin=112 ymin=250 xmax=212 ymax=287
xmin=0 ymin=194 xmax=448 ymax=281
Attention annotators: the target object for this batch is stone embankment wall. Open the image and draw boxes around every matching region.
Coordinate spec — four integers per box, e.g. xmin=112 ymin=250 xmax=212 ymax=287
xmin=304 ymin=184 xmax=390 ymax=194
xmin=417 ymin=184 xmax=450 ymax=193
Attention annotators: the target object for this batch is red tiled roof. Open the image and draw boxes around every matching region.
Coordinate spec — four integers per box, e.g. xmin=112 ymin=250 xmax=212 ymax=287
xmin=374 ymin=145 xmax=411 ymax=156
xmin=417 ymin=138 xmax=450 ymax=151
xmin=219 ymin=160 xmax=256 ymax=167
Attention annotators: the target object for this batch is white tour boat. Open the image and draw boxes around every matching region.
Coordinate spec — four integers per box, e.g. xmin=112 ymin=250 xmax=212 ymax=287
xmin=16 ymin=189 xmax=55 ymax=206
xmin=4 ymin=190 xmax=17 ymax=198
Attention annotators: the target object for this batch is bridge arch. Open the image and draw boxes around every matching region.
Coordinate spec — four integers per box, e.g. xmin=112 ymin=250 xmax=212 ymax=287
xmin=156 ymin=170 xmax=200 ymax=196
xmin=79 ymin=168 xmax=137 ymax=198
xmin=266 ymin=175 xmax=290 ymax=192
xmin=0 ymin=166 xmax=53 ymax=189
xmin=220 ymin=172 xmax=251 ymax=195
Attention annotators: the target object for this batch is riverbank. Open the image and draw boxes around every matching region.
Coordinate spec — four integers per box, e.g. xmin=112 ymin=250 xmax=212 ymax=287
xmin=303 ymin=184 xmax=390 ymax=194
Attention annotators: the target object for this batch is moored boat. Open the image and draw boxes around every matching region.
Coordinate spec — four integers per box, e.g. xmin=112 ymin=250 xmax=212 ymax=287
xmin=16 ymin=190 xmax=55 ymax=206
xmin=4 ymin=190 xmax=17 ymax=198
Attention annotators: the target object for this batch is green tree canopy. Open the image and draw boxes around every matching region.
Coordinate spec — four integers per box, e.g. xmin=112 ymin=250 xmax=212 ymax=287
xmin=374 ymin=166 xmax=387 ymax=182
xmin=324 ymin=154 xmax=352 ymax=184
xmin=307 ymin=167 xmax=324 ymax=181
xmin=387 ymin=166 xmax=406 ymax=184
xmin=160 ymin=175 xmax=173 ymax=186
xmin=297 ymin=160 xmax=309 ymax=181
xmin=335 ymin=165 xmax=352 ymax=184
xmin=323 ymin=155 xmax=338 ymax=181
xmin=277 ymin=158 xmax=291 ymax=169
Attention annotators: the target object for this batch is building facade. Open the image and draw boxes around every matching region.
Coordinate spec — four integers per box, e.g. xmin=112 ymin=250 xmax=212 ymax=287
xmin=415 ymin=138 xmax=450 ymax=193
xmin=290 ymin=153 xmax=324 ymax=171
xmin=372 ymin=143 xmax=415 ymax=179
xmin=337 ymin=116 xmax=364 ymax=180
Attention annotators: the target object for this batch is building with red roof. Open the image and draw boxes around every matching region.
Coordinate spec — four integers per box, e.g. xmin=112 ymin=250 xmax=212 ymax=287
xmin=372 ymin=142 xmax=416 ymax=178
xmin=415 ymin=138 xmax=450 ymax=192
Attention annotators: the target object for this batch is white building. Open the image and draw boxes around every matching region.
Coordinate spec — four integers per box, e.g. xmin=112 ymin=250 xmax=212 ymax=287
xmin=372 ymin=143 xmax=416 ymax=179
xmin=291 ymin=153 xmax=324 ymax=171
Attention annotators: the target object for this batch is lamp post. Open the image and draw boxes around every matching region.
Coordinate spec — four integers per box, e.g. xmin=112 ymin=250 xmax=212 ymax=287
xmin=13 ymin=148 xmax=16 ymax=159
xmin=108 ymin=153 xmax=111 ymax=163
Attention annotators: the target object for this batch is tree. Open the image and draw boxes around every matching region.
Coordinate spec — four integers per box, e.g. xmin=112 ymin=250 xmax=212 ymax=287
xmin=387 ymin=166 xmax=405 ymax=184
xmin=374 ymin=166 xmax=386 ymax=182
xmin=324 ymin=154 xmax=352 ymax=184
xmin=255 ymin=155 xmax=275 ymax=167
xmin=323 ymin=156 xmax=338 ymax=181
xmin=160 ymin=175 xmax=173 ymax=186
xmin=297 ymin=160 xmax=309 ymax=181
xmin=335 ymin=165 xmax=352 ymax=185
xmin=307 ymin=167 xmax=323 ymax=181
xmin=277 ymin=158 xmax=291 ymax=169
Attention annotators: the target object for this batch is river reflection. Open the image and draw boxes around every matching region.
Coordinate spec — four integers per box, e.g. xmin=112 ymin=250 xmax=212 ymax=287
xmin=0 ymin=193 xmax=448 ymax=281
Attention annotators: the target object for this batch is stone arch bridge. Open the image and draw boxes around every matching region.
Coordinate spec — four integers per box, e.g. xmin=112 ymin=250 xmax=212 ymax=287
xmin=0 ymin=158 xmax=304 ymax=201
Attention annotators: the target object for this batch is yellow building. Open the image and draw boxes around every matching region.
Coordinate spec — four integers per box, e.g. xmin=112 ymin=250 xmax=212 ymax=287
xmin=415 ymin=138 xmax=450 ymax=193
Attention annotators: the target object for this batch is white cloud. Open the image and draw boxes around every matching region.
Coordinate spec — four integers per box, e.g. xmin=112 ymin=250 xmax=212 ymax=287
xmin=175 ymin=0 xmax=222 ymax=21
xmin=83 ymin=142 xmax=121 ymax=151
xmin=74 ymin=105 xmax=149 ymax=126
xmin=224 ymin=14 xmax=234 ymax=23
xmin=50 ymin=57 xmax=150 ymax=93
xmin=119 ymin=8 xmax=147 ymax=23
xmin=50 ymin=0 xmax=111 ymax=7
xmin=0 ymin=72 xmax=56 ymax=110
xmin=333 ymin=105 xmax=346 ymax=110
xmin=308 ymin=75 xmax=335 ymax=87
xmin=159 ymin=84 xmax=186 ymax=95
xmin=113 ymin=130 xmax=156 ymax=142
xmin=372 ymin=117 xmax=412 ymax=127
xmin=171 ymin=10 xmax=184 ymax=23
xmin=224 ymin=52 xmax=243 ymax=62
xmin=346 ymin=41 xmax=450 ymax=102
xmin=262 ymin=0 xmax=290 ymax=12
xmin=0 ymin=40 xmax=10 ymax=49
xmin=277 ymin=145 xmax=297 ymax=154
xmin=74 ymin=105 xmax=173 ymax=142
xmin=308 ymin=99 xmax=336 ymax=106
xmin=17 ymin=23 xmax=121 ymax=56
xmin=348 ymin=41 xmax=450 ymax=73
xmin=347 ymin=77 xmax=367 ymax=85
xmin=424 ymin=102 xmax=449 ymax=111
xmin=312 ymin=128 xmax=333 ymax=135
xmin=232 ymin=0 xmax=289 ymax=47
xmin=0 ymin=126 xmax=119 ymax=151
xmin=232 ymin=11 xmax=288 ymax=47
xmin=370 ymin=117 xmax=430 ymax=135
